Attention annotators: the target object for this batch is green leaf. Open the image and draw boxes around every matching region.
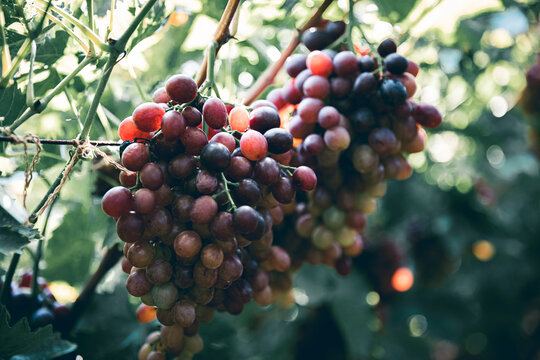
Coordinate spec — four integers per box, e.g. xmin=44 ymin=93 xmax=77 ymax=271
xmin=0 ymin=305 xmax=75 ymax=359
xmin=35 ymin=29 xmax=70 ymax=65
xmin=41 ymin=202 xmax=103 ymax=286
xmin=0 ymin=201 xmax=41 ymax=255
xmin=72 ymin=286 xmax=151 ymax=360
xmin=280 ymin=0 xmax=299 ymax=14
xmin=0 ymin=83 xmax=27 ymax=127
xmin=376 ymin=0 xmax=419 ymax=22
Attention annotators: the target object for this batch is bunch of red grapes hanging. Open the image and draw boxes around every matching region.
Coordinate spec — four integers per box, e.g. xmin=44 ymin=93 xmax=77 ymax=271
xmin=265 ymin=22 xmax=442 ymax=295
xmin=100 ymin=17 xmax=442 ymax=360
xmin=102 ymin=71 xmax=316 ymax=359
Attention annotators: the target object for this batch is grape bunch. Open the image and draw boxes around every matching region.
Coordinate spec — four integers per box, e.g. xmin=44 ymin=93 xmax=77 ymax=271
xmin=1 ymin=272 xmax=70 ymax=331
xmin=265 ymin=38 xmax=442 ymax=280
xmin=101 ymin=74 xmax=317 ymax=359
xmin=519 ymin=55 xmax=540 ymax=159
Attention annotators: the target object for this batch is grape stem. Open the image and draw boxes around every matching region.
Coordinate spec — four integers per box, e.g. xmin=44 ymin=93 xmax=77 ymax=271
xmin=220 ymin=172 xmax=238 ymax=211
xmin=195 ymin=0 xmax=242 ymax=87
xmin=278 ymin=163 xmax=296 ymax=176
xmin=242 ymin=0 xmax=335 ymax=105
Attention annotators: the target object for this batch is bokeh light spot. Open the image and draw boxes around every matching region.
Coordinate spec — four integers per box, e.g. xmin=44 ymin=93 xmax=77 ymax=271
xmin=392 ymin=268 xmax=414 ymax=292
xmin=472 ymin=240 xmax=495 ymax=261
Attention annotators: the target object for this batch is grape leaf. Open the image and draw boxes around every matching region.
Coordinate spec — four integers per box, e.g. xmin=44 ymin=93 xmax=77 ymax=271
xmin=280 ymin=0 xmax=299 ymax=14
xmin=35 ymin=29 xmax=70 ymax=65
xmin=0 ymin=201 xmax=41 ymax=255
xmin=0 ymin=305 xmax=76 ymax=359
xmin=0 ymin=83 xmax=27 ymax=127
xmin=72 ymin=286 xmax=151 ymax=360
xmin=41 ymin=203 xmax=102 ymax=286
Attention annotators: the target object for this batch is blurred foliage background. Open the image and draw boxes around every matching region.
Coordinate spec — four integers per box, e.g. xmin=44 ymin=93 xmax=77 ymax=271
xmin=1 ymin=0 xmax=540 ymax=359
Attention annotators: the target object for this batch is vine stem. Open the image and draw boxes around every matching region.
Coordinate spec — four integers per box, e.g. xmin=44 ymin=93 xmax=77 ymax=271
xmin=0 ymin=37 xmax=32 ymax=88
xmin=86 ymin=0 xmax=96 ymax=55
xmin=195 ymin=0 xmax=242 ymax=87
xmin=26 ymin=41 xmax=37 ymax=106
xmin=0 ymin=254 xmax=21 ymax=305
xmin=0 ymin=136 xmax=121 ymax=146
xmin=242 ymin=0 xmax=335 ymax=105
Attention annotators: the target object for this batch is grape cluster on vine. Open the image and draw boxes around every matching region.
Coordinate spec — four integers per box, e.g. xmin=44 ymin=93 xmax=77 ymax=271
xmin=101 ymin=74 xmax=316 ymax=359
xmin=264 ymin=35 xmax=442 ymax=290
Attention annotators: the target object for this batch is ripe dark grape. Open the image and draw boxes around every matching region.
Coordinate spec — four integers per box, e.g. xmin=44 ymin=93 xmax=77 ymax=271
xmin=226 ymin=156 xmax=253 ymax=181
xmin=253 ymin=157 xmax=280 ymax=186
xmin=384 ymin=53 xmax=409 ymax=75
xmin=353 ymin=73 xmax=378 ymax=95
xmin=271 ymin=176 xmax=295 ymax=204
xmin=380 ymin=79 xmax=407 ymax=106
xmin=358 ymin=56 xmax=376 ymax=72
xmin=173 ymin=300 xmax=196 ymax=327
xmin=369 ymin=128 xmax=398 ymax=155
xmin=318 ymin=106 xmax=341 ymax=129
xmin=133 ymin=188 xmax=156 ymax=214
xmin=295 ymin=69 xmax=312 ymax=92
xmin=127 ymin=240 xmax=155 ymax=268
xmin=165 ymin=74 xmax=198 ymax=104
xmin=119 ymin=171 xmax=137 ymax=187
xmin=413 ymin=103 xmax=442 ymax=128
xmin=350 ymin=108 xmax=375 ymax=133
xmin=264 ymin=128 xmax=293 ymax=154
xmin=330 ymin=77 xmax=352 ymax=98
xmin=303 ymin=133 xmax=324 ymax=155
xmin=325 ymin=20 xmax=346 ymax=38
xmin=195 ymin=170 xmax=218 ymax=194
xmin=249 ymin=107 xmax=280 ymax=133
xmin=203 ymin=97 xmax=228 ymax=129
xmin=302 ymin=28 xmax=333 ymax=51
xmin=292 ymin=166 xmax=317 ymax=191
xmin=181 ymin=127 xmax=208 ymax=155
xmin=102 ymin=186 xmax=133 ymax=218
xmin=126 ymin=269 xmax=153 ymax=297
xmin=168 ymin=154 xmax=196 ymax=179
xmin=333 ymin=51 xmax=359 ymax=77
xmin=298 ymin=97 xmax=324 ymax=124
xmin=161 ymin=110 xmax=186 ymax=139
xmin=234 ymin=179 xmax=262 ymax=206
xmin=286 ymin=54 xmax=307 ymax=77
xmin=146 ymin=259 xmax=173 ymax=284
xmin=190 ymin=196 xmax=218 ymax=224
xmin=121 ymin=142 xmax=149 ymax=171
xmin=200 ymin=143 xmax=231 ymax=173
xmin=182 ymin=106 xmax=202 ymax=127
xmin=303 ymin=75 xmax=330 ymax=99
xmin=377 ymin=38 xmax=397 ymax=57
xmin=139 ymin=163 xmax=164 ymax=190
xmin=117 ymin=212 xmax=144 ymax=243
xmin=267 ymin=89 xmax=287 ymax=110
xmin=282 ymin=80 xmax=303 ymax=104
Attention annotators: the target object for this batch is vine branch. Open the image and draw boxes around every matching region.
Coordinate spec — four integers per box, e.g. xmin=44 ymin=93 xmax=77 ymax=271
xmin=242 ymin=0 xmax=335 ymax=105
xmin=0 ymin=136 xmax=121 ymax=146
xmin=195 ymin=0 xmax=242 ymax=87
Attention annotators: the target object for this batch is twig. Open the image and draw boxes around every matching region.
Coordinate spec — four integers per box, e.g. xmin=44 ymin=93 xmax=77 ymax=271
xmin=242 ymin=0 xmax=335 ymax=105
xmin=64 ymin=244 xmax=122 ymax=333
xmin=0 ymin=136 xmax=121 ymax=146
xmin=195 ymin=0 xmax=242 ymax=87
xmin=0 ymin=254 xmax=21 ymax=305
